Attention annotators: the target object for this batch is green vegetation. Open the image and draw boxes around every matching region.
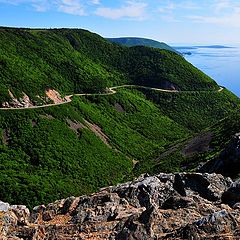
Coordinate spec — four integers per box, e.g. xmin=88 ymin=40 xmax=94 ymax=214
xmin=0 ymin=104 xmax=132 ymax=207
xmin=73 ymin=89 xmax=191 ymax=160
xmin=140 ymin=88 xmax=239 ymax=131
xmin=72 ymin=88 xmax=240 ymax=176
xmin=145 ymin=104 xmax=240 ymax=176
xmin=0 ymin=89 xmax=188 ymax=207
xmin=0 ymin=27 xmax=239 ymax=207
xmin=0 ymin=27 xmax=218 ymax=104
xmin=193 ymin=110 xmax=240 ymax=168
xmin=107 ymin=37 xmax=179 ymax=54
xmin=1 ymin=86 xmax=238 ymax=208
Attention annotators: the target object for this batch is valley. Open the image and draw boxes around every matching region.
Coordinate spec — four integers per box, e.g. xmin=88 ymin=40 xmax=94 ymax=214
xmin=0 ymin=27 xmax=240 ymax=239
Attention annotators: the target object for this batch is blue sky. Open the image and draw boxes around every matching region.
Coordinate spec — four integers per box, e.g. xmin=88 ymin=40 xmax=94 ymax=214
xmin=0 ymin=0 xmax=239 ymax=44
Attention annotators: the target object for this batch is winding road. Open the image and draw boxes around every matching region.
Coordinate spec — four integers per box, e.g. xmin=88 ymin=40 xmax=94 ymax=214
xmin=0 ymin=85 xmax=224 ymax=111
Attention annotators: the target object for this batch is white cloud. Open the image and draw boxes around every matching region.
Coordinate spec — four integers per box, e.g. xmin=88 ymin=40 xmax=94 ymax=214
xmin=158 ymin=1 xmax=200 ymax=13
xmin=158 ymin=3 xmax=175 ymax=14
xmin=0 ymin=0 xmax=28 ymax=4
xmin=181 ymin=1 xmax=200 ymax=10
xmin=157 ymin=1 xmax=200 ymax=22
xmin=3 ymin=0 xmax=239 ymax=26
xmin=31 ymin=0 xmax=51 ymax=12
xmin=57 ymin=0 xmax=86 ymax=16
xmin=187 ymin=0 xmax=240 ymax=27
xmin=188 ymin=10 xmax=240 ymax=27
xmin=0 ymin=0 xmax=99 ymax=15
xmin=214 ymin=0 xmax=232 ymax=13
xmin=95 ymin=1 xmax=148 ymax=20
xmin=155 ymin=0 xmax=240 ymax=28
xmin=90 ymin=0 xmax=99 ymax=4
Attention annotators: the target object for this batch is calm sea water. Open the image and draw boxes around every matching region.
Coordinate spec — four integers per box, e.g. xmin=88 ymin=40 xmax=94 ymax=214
xmin=172 ymin=45 xmax=240 ymax=97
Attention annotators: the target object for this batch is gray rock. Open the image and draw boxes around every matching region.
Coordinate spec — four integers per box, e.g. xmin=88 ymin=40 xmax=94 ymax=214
xmin=0 ymin=201 xmax=10 ymax=212
xmin=1 ymin=172 xmax=240 ymax=239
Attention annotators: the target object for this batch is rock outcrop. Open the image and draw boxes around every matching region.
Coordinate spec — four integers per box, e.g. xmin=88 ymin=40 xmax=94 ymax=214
xmin=1 ymin=172 xmax=240 ymax=239
xmin=1 ymin=89 xmax=69 ymax=109
xmin=2 ymin=91 xmax=34 ymax=108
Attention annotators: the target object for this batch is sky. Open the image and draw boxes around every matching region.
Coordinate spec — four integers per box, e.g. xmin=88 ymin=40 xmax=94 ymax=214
xmin=0 ymin=0 xmax=240 ymax=44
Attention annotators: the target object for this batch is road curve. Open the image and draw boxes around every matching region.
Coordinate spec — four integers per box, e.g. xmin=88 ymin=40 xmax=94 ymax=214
xmin=0 ymin=85 xmax=224 ymax=111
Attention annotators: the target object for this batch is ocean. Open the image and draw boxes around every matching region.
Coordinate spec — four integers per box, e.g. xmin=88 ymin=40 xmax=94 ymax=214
xmin=173 ymin=45 xmax=240 ymax=97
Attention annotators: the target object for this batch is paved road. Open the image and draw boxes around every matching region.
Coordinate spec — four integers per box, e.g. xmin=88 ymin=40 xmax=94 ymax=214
xmin=0 ymin=85 xmax=224 ymax=111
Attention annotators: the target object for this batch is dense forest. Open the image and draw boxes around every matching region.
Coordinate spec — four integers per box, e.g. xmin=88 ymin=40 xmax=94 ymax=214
xmin=0 ymin=27 xmax=239 ymax=207
xmin=0 ymin=27 xmax=218 ymax=103
xmin=107 ymin=37 xmax=179 ymax=54
xmin=1 ymin=87 xmax=239 ymax=207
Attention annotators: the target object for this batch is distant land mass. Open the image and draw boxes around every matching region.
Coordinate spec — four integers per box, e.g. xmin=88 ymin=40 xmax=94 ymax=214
xmin=175 ymin=45 xmax=235 ymax=50
xmin=107 ymin=38 xmax=234 ymax=56
xmin=107 ymin=37 xmax=179 ymax=54
xmin=195 ymin=45 xmax=235 ymax=49
xmin=174 ymin=45 xmax=235 ymax=56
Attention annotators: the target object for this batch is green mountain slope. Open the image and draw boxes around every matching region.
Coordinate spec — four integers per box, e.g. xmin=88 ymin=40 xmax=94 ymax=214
xmin=107 ymin=37 xmax=178 ymax=54
xmin=197 ymin=110 xmax=240 ymax=177
xmin=0 ymin=27 xmax=218 ymax=104
xmin=1 ymin=87 xmax=239 ymax=207
xmin=149 ymin=106 xmax=240 ymax=177
xmin=0 ymin=90 xmax=190 ymax=207
xmin=0 ymin=27 xmax=239 ymax=207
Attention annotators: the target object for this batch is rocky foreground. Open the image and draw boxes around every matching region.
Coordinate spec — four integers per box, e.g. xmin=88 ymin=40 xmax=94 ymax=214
xmin=1 ymin=172 xmax=240 ymax=239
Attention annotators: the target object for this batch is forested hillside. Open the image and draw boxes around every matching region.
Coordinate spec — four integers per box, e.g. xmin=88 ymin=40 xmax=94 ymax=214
xmin=0 ymin=27 xmax=239 ymax=207
xmin=146 ymin=105 xmax=240 ymax=177
xmin=0 ymin=27 xmax=218 ymax=104
xmin=107 ymin=37 xmax=179 ymax=54
xmin=1 ymin=86 xmax=239 ymax=207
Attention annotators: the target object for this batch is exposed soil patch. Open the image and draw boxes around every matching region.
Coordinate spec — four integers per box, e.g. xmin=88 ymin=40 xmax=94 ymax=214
xmin=4 ymin=90 xmax=22 ymax=108
xmin=84 ymin=120 xmax=111 ymax=147
xmin=114 ymin=103 xmax=125 ymax=113
xmin=66 ymin=119 xmax=86 ymax=135
xmin=45 ymin=89 xmax=65 ymax=104
xmin=2 ymin=129 xmax=10 ymax=145
xmin=182 ymin=132 xmax=213 ymax=157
